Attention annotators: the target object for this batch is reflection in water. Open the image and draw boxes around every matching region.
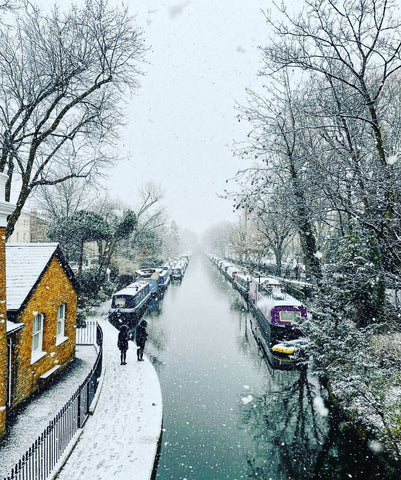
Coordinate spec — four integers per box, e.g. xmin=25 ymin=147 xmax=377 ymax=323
xmin=241 ymin=367 xmax=327 ymax=479
xmin=141 ymin=255 xmax=389 ymax=479
xmin=230 ymin=297 xmax=248 ymax=312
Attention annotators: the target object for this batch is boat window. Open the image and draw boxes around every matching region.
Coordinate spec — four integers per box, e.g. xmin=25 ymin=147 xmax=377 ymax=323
xmin=112 ymin=295 xmax=136 ymax=309
xmin=114 ymin=296 xmax=126 ymax=307
xmin=279 ymin=310 xmax=301 ymax=323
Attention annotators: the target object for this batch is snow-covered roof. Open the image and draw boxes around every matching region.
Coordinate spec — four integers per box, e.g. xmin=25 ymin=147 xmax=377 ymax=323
xmin=257 ymin=293 xmax=304 ymax=309
xmin=6 ymin=320 xmax=24 ymax=334
xmin=113 ymin=280 xmax=149 ymax=297
xmin=6 ymin=243 xmax=59 ymax=311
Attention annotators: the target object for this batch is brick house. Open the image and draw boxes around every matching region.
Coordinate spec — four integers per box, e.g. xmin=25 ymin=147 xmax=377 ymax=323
xmin=0 ymin=175 xmax=78 ymax=439
xmin=6 ymin=243 xmax=79 ymax=411
xmin=0 ymin=173 xmax=14 ymax=438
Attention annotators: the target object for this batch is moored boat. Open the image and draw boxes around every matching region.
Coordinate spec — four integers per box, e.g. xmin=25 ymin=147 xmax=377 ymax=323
xmin=271 ymin=337 xmax=309 ymax=361
xmin=109 ymin=280 xmax=152 ymax=328
xmin=256 ymin=288 xmax=307 ymax=342
xmin=171 ymin=262 xmax=184 ymax=281
xmin=158 ymin=266 xmax=171 ymax=290
xmin=233 ymin=272 xmax=252 ymax=299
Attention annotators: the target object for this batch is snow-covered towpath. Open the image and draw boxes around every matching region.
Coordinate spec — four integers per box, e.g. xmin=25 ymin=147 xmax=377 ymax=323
xmin=55 ymin=311 xmax=163 ymax=480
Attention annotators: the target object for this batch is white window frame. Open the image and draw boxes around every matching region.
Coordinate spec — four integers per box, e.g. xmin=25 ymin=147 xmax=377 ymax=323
xmin=56 ymin=303 xmax=68 ymax=346
xmin=31 ymin=313 xmax=46 ymax=364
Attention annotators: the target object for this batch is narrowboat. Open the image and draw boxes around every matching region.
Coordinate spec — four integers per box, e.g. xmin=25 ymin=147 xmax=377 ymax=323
xmin=225 ymin=265 xmax=238 ymax=283
xmin=171 ymin=263 xmax=184 ymax=281
xmin=248 ymin=276 xmax=285 ymax=305
xmin=158 ymin=266 xmax=171 ymax=290
xmin=179 ymin=254 xmax=190 ymax=271
xmin=233 ymin=272 xmax=252 ymax=299
xmin=256 ymin=288 xmax=307 ymax=342
xmin=135 ymin=268 xmax=163 ymax=295
xmin=109 ymin=280 xmax=152 ymax=328
xmin=135 ymin=268 xmax=158 ymax=279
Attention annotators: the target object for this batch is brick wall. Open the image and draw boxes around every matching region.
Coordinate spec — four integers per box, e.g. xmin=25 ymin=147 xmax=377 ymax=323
xmin=11 ymin=256 xmax=77 ymax=407
xmin=0 ymin=226 xmax=7 ymax=437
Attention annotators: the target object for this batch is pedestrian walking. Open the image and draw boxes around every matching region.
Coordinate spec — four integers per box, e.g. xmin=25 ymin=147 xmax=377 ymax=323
xmin=117 ymin=324 xmax=129 ymax=365
xmin=136 ymin=321 xmax=148 ymax=361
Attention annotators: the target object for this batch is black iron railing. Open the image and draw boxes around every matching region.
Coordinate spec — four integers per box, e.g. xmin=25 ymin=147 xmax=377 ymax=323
xmin=3 ymin=323 xmax=103 ymax=480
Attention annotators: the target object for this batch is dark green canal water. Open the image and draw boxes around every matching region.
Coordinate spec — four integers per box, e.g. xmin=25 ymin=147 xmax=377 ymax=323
xmin=143 ymin=254 xmax=390 ymax=480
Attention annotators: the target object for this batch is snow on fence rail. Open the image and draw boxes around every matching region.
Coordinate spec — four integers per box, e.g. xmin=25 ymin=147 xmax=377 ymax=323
xmin=3 ymin=322 xmax=103 ymax=480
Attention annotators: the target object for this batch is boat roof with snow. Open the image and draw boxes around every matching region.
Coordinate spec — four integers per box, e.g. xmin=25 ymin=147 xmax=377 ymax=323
xmin=113 ymin=280 xmax=150 ymax=297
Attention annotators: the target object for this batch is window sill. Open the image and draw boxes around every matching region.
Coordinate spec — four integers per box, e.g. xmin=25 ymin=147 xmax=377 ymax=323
xmin=56 ymin=335 xmax=68 ymax=347
xmin=30 ymin=350 xmax=46 ymax=365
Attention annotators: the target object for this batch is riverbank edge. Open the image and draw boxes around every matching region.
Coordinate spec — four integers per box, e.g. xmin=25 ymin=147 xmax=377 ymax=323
xmin=49 ymin=324 xmax=164 ymax=480
xmin=324 ymin=378 xmax=401 ymax=477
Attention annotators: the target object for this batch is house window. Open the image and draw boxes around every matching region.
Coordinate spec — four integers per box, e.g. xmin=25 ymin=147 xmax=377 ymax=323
xmin=31 ymin=313 xmax=46 ymax=364
xmin=56 ymin=304 xmax=68 ymax=345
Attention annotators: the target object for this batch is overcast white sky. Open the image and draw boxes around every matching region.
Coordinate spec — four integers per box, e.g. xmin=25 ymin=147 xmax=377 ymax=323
xmin=104 ymin=1 xmax=271 ymax=236
xmin=37 ymin=0 xmax=272 ymax=236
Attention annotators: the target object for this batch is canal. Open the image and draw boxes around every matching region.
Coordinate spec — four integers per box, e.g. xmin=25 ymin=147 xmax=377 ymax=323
xmin=142 ymin=253 xmax=389 ymax=480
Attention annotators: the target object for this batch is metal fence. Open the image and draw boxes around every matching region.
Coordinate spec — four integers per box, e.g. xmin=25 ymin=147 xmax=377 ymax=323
xmin=3 ymin=323 xmax=103 ymax=480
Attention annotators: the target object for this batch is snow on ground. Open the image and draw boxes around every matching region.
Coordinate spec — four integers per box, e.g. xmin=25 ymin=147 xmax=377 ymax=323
xmin=0 ymin=302 xmax=163 ymax=480
xmin=0 ymin=345 xmax=97 ymax=479
xmin=55 ymin=315 xmax=163 ymax=480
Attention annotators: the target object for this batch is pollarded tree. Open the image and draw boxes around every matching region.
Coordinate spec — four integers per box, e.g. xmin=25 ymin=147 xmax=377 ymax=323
xmin=0 ymin=0 xmax=146 ymax=239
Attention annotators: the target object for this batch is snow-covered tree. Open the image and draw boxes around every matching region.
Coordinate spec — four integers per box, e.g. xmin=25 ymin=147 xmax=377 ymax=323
xmin=232 ymin=0 xmax=401 ymax=461
xmin=47 ymin=209 xmax=110 ymax=272
xmin=162 ymin=221 xmax=180 ymax=260
xmin=0 ymin=0 xmax=146 ymax=239
xmin=234 ymin=75 xmax=323 ymax=280
xmin=260 ymin=0 xmax=401 ymax=270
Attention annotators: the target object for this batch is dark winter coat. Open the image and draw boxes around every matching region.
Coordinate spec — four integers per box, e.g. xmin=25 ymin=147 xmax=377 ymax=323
xmin=117 ymin=328 xmax=129 ymax=352
xmin=135 ymin=325 xmax=148 ymax=348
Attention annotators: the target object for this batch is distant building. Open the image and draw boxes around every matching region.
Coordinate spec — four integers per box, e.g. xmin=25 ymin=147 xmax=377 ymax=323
xmin=8 ymin=209 xmax=51 ymax=243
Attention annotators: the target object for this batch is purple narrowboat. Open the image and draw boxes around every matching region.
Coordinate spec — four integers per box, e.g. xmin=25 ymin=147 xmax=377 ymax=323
xmin=257 ymin=288 xmax=307 ymax=341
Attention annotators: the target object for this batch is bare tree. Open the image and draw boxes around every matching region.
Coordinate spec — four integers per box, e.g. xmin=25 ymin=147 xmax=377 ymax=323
xmin=234 ymin=74 xmax=323 ymax=280
xmin=93 ymin=182 xmax=165 ymax=274
xmin=0 ymin=0 xmax=146 ymax=238
xmin=254 ymin=198 xmax=295 ymax=276
xmin=34 ymin=177 xmax=99 ymax=219
xmin=202 ymin=221 xmax=234 ymax=258
xmin=135 ymin=182 xmax=165 ymax=232
xmin=261 ymin=0 xmax=401 ymax=266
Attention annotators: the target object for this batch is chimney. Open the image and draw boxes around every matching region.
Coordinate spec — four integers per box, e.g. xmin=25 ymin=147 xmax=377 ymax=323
xmin=0 ymin=173 xmax=15 ymax=437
